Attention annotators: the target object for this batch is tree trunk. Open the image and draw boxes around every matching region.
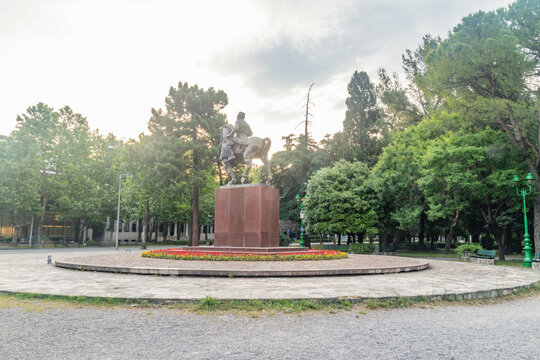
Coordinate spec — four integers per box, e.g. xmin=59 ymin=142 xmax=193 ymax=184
xmin=74 ymin=219 xmax=81 ymax=244
xmin=418 ymin=211 xmax=426 ymax=250
xmin=489 ymin=224 xmax=505 ymax=261
xmin=445 ymin=210 xmax=460 ymax=254
xmin=63 ymin=220 xmax=68 ymax=246
xmin=391 ymin=229 xmax=404 ymax=251
xmin=11 ymin=225 xmax=19 ymax=247
xmin=153 ymin=221 xmax=159 ymax=243
xmin=137 ymin=219 xmax=142 ymax=242
xmin=38 ymin=192 xmax=48 ymax=247
xmin=337 ymin=234 xmax=341 ymax=246
xmin=141 ymin=200 xmax=149 ymax=250
xmin=82 ymin=223 xmax=88 ymax=246
xmin=383 ymin=234 xmax=390 ymax=247
xmin=504 ymin=224 xmax=512 ymax=255
xmin=176 ymin=223 xmax=181 ymax=240
xmin=162 ymin=222 xmax=168 ymax=243
xmin=304 ymin=233 xmax=311 ymax=249
xmin=357 ymin=233 xmax=364 ymax=243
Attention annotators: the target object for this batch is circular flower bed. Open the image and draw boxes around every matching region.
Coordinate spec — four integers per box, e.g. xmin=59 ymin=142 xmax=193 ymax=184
xmin=142 ymin=249 xmax=347 ymax=261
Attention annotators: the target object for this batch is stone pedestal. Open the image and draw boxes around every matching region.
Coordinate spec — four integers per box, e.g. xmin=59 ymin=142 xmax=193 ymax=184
xmin=214 ymin=184 xmax=279 ymax=248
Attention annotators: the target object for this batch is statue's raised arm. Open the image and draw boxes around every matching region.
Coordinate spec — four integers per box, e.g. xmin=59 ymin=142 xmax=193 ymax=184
xmin=220 ymin=112 xmax=272 ymax=186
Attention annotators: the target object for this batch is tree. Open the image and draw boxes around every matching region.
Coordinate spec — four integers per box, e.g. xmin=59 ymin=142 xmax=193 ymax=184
xmin=149 ymin=82 xmax=227 ymax=246
xmin=505 ymin=0 xmax=540 ymax=251
xmin=0 ymin=138 xmax=41 ymax=246
xmin=418 ymin=128 xmax=525 ymax=257
xmin=506 ymin=0 xmax=540 ymax=75
xmin=53 ymin=107 xmax=103 ymax=244
xmin=342 ymin=71 xmax=387 ymax=165
xmin=272 ymin=135 xmax=330 ymax=221
xmin=11 ymin=103 xmax=62 ymax=246
xmin=304 ymin=160 xmax=377 ymax=242
xmin=370 ymin=112 xmax=466 ymax=250
xmin=376 ymin=68 xmax=422 ymax=131
xmin=423 ymin=9 xmax=539 ymax=250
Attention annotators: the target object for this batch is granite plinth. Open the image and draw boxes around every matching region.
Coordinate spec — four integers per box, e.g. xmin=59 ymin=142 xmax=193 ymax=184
xmin=214 ymin=184 xmax=279 ymax=248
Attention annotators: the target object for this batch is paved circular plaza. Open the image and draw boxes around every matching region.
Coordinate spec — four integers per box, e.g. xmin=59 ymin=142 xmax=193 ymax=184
xmin=1 ymin=248 xmax=539 ymax=301
xmin=54 ymin=252 xmax=429 ymax=277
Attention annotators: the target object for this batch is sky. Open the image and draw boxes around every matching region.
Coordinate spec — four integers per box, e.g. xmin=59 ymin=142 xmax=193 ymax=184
xmin=0 ymin=0 xmax=515 ymax=154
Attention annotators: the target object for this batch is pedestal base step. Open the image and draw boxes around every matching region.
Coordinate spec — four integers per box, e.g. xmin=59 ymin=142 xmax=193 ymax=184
xmin=179 ymin=246 xmax=310 ymax=254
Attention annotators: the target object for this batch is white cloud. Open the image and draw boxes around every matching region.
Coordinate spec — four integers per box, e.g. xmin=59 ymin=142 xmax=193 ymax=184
xmin=0 ymin=0 xmax=514 ymax=153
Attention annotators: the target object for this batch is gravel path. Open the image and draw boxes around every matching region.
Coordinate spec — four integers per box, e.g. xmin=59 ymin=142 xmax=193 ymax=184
xmin=1 ymin=295 xmax=539 ymax=360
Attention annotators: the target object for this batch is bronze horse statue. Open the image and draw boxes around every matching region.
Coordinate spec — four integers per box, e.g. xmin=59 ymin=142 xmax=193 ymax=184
xmin=219 ymin=124 xmax=272 ymax=185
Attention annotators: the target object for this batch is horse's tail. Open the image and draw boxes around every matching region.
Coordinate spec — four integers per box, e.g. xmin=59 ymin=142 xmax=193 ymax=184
xmin=263 ymin=137 xmax=271 ymax=157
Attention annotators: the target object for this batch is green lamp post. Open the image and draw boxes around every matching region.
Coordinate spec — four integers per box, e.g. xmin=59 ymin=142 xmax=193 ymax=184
xmin=512 ymin=173 xmax=535 ymax=268
xmin=295 ymin=194 xmax=305 ymax=248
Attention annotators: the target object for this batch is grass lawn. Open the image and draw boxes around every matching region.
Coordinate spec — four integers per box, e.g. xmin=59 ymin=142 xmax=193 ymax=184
xmin=494 ymin=259 xmax=528 ymax=267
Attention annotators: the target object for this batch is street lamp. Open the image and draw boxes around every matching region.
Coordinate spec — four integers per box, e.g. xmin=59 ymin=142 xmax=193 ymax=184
xmin=115 ymin=173 xmax=129 ymax=251
xmin=512 ymin=173 xmax=535 ymax=267
xmin=295 ymin=194 xmax=305 ymax=247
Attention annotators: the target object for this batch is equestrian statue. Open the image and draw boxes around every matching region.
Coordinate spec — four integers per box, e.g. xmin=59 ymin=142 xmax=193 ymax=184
xmin=219 ymin=111 xmax=272 ymax=185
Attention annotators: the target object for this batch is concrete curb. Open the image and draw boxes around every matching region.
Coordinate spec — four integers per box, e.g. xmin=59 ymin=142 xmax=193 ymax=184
xmin=2 ymin=282 xmax=538 ymax=304
xmin=54 ymin=260 xmax=430 ymax=277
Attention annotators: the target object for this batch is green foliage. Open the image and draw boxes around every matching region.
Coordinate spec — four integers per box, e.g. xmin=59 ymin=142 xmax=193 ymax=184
xmin=1 ymin=103 xmax=122 ymax=244
xmin=454 ymin=243 xmax=483 ymax=256
xmin=198 ymin=296 xmax=221 ymax=310
xmin=370 ymin=113 xmax=463 ymax=233
xmin=348 ymin=243 xmax=375 ymax=254
xmin=419 ymin=128 xmax=524 ymax=221
xmin=304 ymin=160 xmax=377 ymax=236
xmin=342 ymin=71 xmax=388 ymax=165
xmin=272 ymin=135 xmax=330 ymax=221
xmin=279 ymin=232 xmax=290 ymax=247
xmin=145 ymin=82 xmax=228 ymax=243
xmin=425 ymin=11 xmax=533 ymax=102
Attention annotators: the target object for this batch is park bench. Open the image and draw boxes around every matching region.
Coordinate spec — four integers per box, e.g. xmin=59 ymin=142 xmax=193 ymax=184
xmin=470 ymin=249 xmax=496 ymax=259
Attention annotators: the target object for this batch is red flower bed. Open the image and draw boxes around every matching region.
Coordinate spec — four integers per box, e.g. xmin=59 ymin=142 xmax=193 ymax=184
xmin=141 ymin=248 xmax=347 ymax=261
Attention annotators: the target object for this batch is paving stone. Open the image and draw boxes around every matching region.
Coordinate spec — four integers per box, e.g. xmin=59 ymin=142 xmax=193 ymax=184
xmin=0 ymin=249 xmax=538 ymax=301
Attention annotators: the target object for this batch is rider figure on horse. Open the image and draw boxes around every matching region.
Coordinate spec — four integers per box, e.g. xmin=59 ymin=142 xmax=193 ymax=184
xmin=223 ymin=111 xmax=253 ymax=163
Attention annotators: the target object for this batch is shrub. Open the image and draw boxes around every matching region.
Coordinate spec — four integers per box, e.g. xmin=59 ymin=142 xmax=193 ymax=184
xmin=164 ymin=239 xmax=189 ymax=246
xmin=279 ymin=232 xmax=291 ymax=247
xmin=48 ymin=235 xmax=64 ymax=242
xmin=454 ymin=243 xmax=483 ymax=256
xmin=348 ymin=243 xmax=375 ymax=254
